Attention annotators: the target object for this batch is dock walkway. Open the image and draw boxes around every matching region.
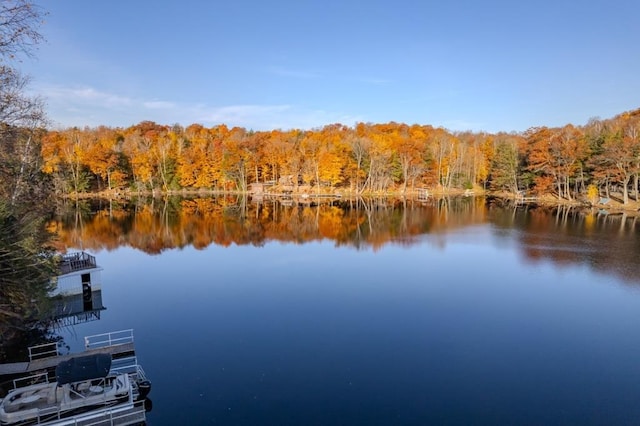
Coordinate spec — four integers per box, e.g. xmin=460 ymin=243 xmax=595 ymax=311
xmin=0 ymin=330 xmax=136 ymax=376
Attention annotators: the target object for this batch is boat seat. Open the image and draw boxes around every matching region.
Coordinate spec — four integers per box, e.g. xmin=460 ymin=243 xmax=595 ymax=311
xmin=4 ymin=398 xmax=20 ymax=413
xmin=36 ymin=388 xmax=50 ymax=399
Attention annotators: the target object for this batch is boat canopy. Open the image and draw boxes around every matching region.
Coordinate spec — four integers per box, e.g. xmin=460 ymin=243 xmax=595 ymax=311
xmin=55 ymin=354 xmax=112 ymax=385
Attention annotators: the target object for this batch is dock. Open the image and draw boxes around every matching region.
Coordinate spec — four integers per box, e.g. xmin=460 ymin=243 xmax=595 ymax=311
xmin=0 ymin=330 xmax=147 ymax=426
xmin=516 ymin=196 xmax=538 ymax=203
xmin=0 ymin=330 xmax=136 ymax=376
xmin=515 ymin=191 xmax=538 ymax=204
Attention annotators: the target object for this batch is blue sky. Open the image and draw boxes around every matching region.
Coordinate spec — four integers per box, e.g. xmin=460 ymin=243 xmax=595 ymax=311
xmin=23 ymin=0 xmax=640 ymax=132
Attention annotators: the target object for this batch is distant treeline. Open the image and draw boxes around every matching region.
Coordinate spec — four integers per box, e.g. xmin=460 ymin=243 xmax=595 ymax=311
xmin=38 ymin=108 xmax=640 ymax=204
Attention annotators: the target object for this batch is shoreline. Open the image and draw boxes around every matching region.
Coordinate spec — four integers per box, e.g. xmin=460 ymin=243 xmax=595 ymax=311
xmin=58 ymin=188 xmax=640 ymax=214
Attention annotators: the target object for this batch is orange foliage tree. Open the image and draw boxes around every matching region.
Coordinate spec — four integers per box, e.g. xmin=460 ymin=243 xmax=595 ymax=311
xmin=37 ymin=108 xmax=640 ymax=201
xmin=83 ymin=126 xmax=127 ymax=191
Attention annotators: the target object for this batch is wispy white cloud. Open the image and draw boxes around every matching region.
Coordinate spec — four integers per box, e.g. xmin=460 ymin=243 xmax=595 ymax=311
xmin=194 ymin=104 xmax=292 ymax=128
xmin=30 ymin=83 xmax=362 ymax=130
xmin=192 ymin=104 xmax=363 ymax=130
xmin=41 ymin=86 xmax=133 ymax=108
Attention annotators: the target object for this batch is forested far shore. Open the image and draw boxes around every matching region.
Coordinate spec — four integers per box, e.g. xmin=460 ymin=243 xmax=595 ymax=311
xmin=36 ymin=108 xmax=640 ymax=208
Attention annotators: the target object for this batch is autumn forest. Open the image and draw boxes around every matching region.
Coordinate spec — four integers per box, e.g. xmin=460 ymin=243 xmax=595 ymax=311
xmin=38 ymin=108 xmax=640 ymax=205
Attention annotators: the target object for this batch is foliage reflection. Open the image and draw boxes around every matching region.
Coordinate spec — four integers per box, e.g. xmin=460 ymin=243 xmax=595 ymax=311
xmin=49 ymin=196 xmax=640 ymax=283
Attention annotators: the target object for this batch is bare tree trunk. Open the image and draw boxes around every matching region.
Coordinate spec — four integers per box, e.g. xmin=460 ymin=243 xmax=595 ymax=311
xmin=10 ymin=134 xmax=31 ymax=205
xmin=622 ymin=175 xmax=630 ymax=205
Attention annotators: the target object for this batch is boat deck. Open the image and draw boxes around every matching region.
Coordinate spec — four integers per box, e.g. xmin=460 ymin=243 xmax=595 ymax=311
xmin=4 ymin=397 xmax=146 ymax=426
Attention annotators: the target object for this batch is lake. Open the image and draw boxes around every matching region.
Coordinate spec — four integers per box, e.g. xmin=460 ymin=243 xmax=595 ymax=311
xmin=50 ymin=196 xmax=640 ymax=425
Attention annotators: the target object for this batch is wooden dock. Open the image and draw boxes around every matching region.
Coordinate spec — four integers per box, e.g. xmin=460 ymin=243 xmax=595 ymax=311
xmin=515 ymin=191 xmax=538 ymax=204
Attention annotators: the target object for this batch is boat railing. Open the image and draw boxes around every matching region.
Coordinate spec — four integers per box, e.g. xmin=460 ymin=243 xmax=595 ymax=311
xmin=84 ymin=329 xmax=134 ymax=350
xmin=28 ymin=341 xmax=60 ymax=361
xmin=133 ymin=365 xmax=148 ymax=383
xmin=80 ymin=401 xmax=146 ymax=426
xmin=25 ymin=399 xmax=145 ymax=426
xmin=31 ymin=405 xmax=63 ymax=425
xmin=73 ymin=401 xmax=146 ymax=426
xmin=15 ymin=371 xmax=145 ymax=425
xmin=110 ymin=356 xmax=147 ymax=382
xmin=12 ymin=372 xmax=49 ymax=389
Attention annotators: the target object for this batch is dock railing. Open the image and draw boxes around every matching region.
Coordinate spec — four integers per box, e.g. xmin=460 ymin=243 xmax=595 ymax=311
xmin=85 ymin=329 xmax=134 ymax=350
xmin=28 ymin=342 xmax=60 ymax=361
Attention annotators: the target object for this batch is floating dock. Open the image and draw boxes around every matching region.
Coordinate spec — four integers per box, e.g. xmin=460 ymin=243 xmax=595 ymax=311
xmin=0 ymin=330 xmax=136 ymax=376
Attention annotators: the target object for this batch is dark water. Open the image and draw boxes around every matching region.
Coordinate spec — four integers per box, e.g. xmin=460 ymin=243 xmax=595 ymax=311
xmin=52 ymin=198 xmax=640 ymax=425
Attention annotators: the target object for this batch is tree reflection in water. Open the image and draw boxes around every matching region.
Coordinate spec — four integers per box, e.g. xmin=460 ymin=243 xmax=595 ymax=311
xmin=49 ymin=196 xmax=640 ymax=284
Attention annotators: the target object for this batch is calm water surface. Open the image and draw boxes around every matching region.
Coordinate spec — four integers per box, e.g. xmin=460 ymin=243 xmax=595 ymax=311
xmin=54 ymin=198 xmax=640 ymax=425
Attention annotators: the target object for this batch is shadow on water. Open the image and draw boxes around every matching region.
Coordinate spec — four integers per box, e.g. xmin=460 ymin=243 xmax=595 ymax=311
xmin=488 ymin=200 xmax=640 ymax=284
xmin=0 ymin=202 xmax=60 ymax=364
